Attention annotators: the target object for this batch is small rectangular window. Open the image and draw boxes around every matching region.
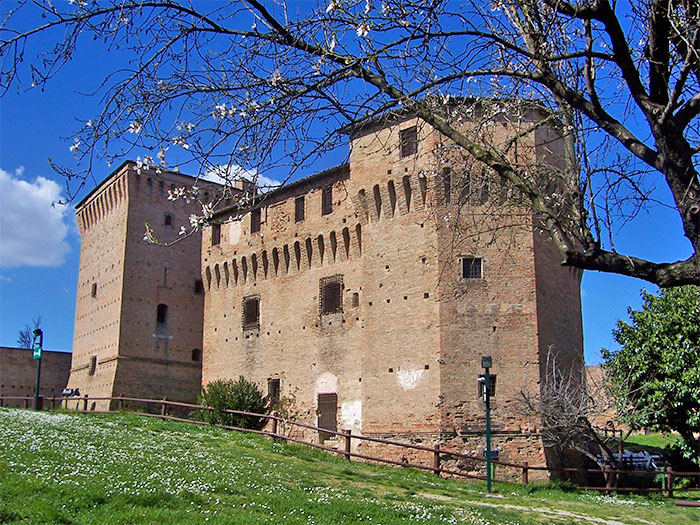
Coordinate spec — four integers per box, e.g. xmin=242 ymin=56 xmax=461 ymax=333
xmin=251 ymin=208 xmax=261 ymax=233
xmin=212 ymin=223 xmax=221 ymax=246
xmin=399 ymin=126 xmax=418 ymax=158
xmin=89 ymin=355 xmax=97 ymax=376
xmin=194 ymin=279 xmax=204 ymax=295
xmin=242 ymin=295 xmax=260 ymax=330
xmin=295 ymin=196 xmax=305 ymax=222
xmin=478 ymin=374 xmax=497 ymax=398
xmin=321 ymin=187 xmax=333 ymax=216
xmin=164 ymin=212 xmax=173 ymax=226
xmin=461 ymin=257 xmax=483 ymax=279
xmin=91 ymin=283 xmax=97 ymax=298
xmin=320 ymin=275 xmax=343 ymax=315
xmin=268 ymin=378 xmax=281 ymax=403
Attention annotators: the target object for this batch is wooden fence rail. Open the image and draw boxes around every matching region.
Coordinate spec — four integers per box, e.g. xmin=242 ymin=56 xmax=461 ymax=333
xmin=1 ymin=394 xmax=698 ymax=497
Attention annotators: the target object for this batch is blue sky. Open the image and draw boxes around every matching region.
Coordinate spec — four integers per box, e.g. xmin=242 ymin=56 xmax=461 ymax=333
xmin=0 ymin=3 xmax=692 ymax=361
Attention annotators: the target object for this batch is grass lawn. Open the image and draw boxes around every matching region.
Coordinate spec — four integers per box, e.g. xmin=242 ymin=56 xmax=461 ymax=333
xmin=625 ymin=433 xmax=682 ymax=452
xmin=0 ymin=408 xmax=697 ymax=524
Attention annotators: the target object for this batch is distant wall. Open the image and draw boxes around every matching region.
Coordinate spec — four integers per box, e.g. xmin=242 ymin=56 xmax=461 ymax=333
xmin=0 ymin=347 xmax=72 ymax=407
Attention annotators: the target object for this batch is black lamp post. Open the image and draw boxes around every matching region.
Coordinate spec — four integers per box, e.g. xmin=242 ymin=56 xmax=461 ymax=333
xmin=32 ymin=328 xmax=43 ymax=410
xmin=481 ymin=355 xmax=493 ymax=492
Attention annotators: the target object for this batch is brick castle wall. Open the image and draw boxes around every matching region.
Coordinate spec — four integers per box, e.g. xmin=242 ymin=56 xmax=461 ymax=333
xmin=201 ymin=115 xmax=583 ymax=473
xmin=0 ymin=347 xmax=71 ymax=407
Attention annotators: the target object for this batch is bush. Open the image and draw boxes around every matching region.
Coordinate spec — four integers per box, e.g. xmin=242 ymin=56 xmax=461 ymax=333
xmin=198 ymin=377 xmax=268 ymax=430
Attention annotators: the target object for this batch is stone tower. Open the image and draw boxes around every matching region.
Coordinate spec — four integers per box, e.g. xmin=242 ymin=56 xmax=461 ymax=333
xmin=68 ymin=161 xmax=234 ymax=408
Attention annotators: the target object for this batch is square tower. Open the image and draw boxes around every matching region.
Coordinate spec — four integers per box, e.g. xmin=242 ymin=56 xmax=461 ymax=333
xmin=68 ymin=161 xmax=232 ymax=408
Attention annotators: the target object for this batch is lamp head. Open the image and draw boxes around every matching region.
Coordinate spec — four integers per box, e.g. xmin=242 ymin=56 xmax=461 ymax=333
xmin=481 ymin=355 xmax=492 ymax=369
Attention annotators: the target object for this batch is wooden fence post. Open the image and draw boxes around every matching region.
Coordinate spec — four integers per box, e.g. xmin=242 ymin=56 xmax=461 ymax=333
xmin=24 ymin=398 xmax=29 ymax=409
xmin=521 ymin=461 xmax=529 ymax=485
xmin=118 ymin=398 xmax=124 ymax=411
xmin=604 ymin=465 xmax=613 ymax=493
xmin=344 ymin=429 xmax=352 ymax=461
xmin=0 ymin=395 xmax=3 ymax=407
xmin=271 ymin=412 xmax=278 ymax=438
xmin=432 ymin=444 xmax=441 ymax=476
xmin=83 ymin=395 xmax=88 ymax=412
xmin=160 ymin=398 xmax=167 ymax=417
xmin=666 ymin=466 xmax=673 ymax=498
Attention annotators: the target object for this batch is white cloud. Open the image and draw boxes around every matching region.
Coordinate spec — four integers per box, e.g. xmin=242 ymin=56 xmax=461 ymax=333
xmin=0 ymin=167 xmax=72 ymax=268
xmin=202 ymin=164 xmax=281 ymax=193
xmin=256 ymin=174 xmax=283 ymax=192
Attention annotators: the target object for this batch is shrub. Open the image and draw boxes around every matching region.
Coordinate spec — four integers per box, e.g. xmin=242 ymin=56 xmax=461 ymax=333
xmin=198 ymin=377 xmax=268 ymax=430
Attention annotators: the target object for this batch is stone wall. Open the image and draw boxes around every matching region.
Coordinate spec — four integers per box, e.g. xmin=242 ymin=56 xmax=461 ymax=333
xmin=0 ymin=347 xmax=71 ymax=407
xmin=68 ymin=162 xmax=219 ymax=408
xmin=201 ymin=114 xmax=583 ymax=472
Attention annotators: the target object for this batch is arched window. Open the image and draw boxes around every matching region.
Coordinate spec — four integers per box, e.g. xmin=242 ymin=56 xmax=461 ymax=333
xmin=156 ymin=304 xmax=168 ymax=329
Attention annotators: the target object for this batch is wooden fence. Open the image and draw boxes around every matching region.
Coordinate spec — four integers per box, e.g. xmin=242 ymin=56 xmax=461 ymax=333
xmin=1 ymin=394 xmax=698 ymax=497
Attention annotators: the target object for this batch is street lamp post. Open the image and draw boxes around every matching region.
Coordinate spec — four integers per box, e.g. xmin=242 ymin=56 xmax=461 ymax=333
xmin=481 ymin=355 xmax=493 ymax=493
xmin=32 ymin=329 xmax=43 ymax=410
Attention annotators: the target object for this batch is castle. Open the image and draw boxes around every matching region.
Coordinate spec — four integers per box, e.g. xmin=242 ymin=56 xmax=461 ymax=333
xmin=68 ymin=111 xmax=583 ymax=467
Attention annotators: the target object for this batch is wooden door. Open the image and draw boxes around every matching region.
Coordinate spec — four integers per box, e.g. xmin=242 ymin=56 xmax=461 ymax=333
xmin=317 ymin=393 xmax=337 ymax=441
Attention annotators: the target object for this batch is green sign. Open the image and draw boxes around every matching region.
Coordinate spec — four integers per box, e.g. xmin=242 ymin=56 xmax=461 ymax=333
xmin=32 ymin=343 xmax=42 ymax=360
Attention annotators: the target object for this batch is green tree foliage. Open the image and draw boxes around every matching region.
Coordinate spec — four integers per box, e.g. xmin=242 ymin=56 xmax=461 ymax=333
xmin=198 ymin=377 xmax=269 ymax=430
xmin=602 ymin=286 xmax=700 ymax=463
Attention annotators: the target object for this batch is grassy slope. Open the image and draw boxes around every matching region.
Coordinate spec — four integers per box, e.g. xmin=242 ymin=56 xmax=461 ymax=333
xmin=0 ymin=409 xmax=696 ymax=524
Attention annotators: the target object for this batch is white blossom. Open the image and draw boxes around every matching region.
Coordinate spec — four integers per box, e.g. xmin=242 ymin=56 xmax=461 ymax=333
xmin=172 ymin=137 xmax=190 ymax=150
xmin=177 ymin=121 xmax=195 ymax=132
xmin=69 ymin=139 xmax=80 ymax=153
xmin=326 ymin=1 xmax=339 ymax=13
xmin=179 ymin=226 xmax=187 ymax=236
xmin=128 ymin=120 xmax=142 ymax=134
xmin=356 ymin=23 xmax=369 ymax=38
xmin=189 ymin=214 xmax=204 ymax=229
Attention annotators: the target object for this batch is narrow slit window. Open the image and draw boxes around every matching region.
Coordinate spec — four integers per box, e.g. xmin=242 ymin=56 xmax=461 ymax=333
xmin=295 ymin=196 xmax=305 ymax=222
xmin=443 ymin=168 xmax=452 ymax=204
xmin=399 ymin=126 xmax=418 ymax=158
xmin=156 ymin=303 xmax=168 ymax=328
xmin=268 ymin=378 xmax=281 ymax=403
xmin=89 ymin=355 xmax=97 ymax=376
xmin=251 ymin=208 xmax=261 ymax=233
xmin=212 ymin=223 xmax=221 ymax=246
xmin=91 ymin=283 xmax=97 ymax=298
xmin=322 ymin=187 xmax=333 ymax=216
xmin=164 ymin=212 xmax=173 ymax=226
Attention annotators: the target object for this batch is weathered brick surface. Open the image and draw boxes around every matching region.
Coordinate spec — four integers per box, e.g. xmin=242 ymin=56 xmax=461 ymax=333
xmin=201 ymin=116 xmax=583 ymax=472
xmin=68 ymin=163 xmax=217 ymax=408
xmin=0 ymin=347 xmax=71 ymax=406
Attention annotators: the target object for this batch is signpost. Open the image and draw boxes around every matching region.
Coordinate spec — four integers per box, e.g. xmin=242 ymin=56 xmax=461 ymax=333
xmin=480 ymin=355 xmax=493 ymax=493
xmin=32 ymin=329 xmax=43 ymax=410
